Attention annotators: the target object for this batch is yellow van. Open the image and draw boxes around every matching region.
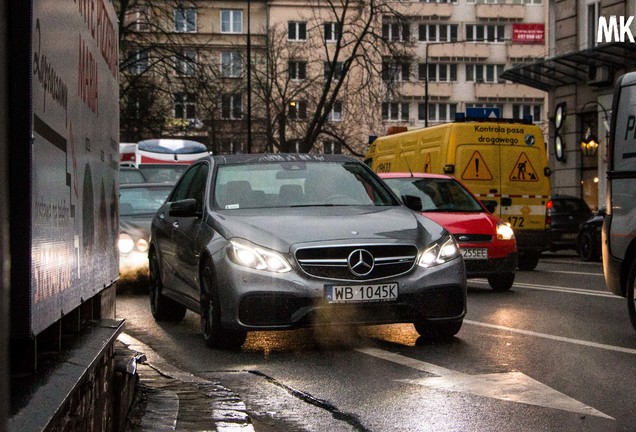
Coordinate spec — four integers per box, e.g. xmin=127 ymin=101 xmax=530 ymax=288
xmin=365 ymin=119 xmax=551 ymax=270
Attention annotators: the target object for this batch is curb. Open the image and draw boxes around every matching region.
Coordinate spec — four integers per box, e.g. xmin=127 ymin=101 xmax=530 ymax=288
xmin=117 ymin=333 xmax=255 ymax=432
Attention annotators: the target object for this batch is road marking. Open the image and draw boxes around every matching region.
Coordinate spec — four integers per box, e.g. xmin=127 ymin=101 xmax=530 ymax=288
xmin=356 ymin=347 xmax=613 ymax=420
xmin=539 ymin=270 xmax=604 ymax=277
xmin=465 ymin=320 xmax=636 ymax=355
xmin=470 ymin=279 xmax=618 ymax=298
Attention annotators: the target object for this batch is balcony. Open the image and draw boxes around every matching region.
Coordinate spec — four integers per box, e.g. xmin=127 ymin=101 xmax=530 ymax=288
xmin=508 ymin=44 xmax=545 ymax=62
xmin=394 ymin=2 xmax=453 ymax=19
xmin=427 ymin=42 xmax=490 ymax=61
xmin=474 ymin=83 xmax=545 ymax=100
xmin=475 ymin=3 xmax=525 ymax=21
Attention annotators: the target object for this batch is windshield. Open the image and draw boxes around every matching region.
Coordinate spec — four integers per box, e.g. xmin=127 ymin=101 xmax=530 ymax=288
xmin=213 ymin=161 xmax=399 ymax=209
xmin=120 ymin=185 xmax=173 ymax=216
xmin=384 ymin=177 xmax=483 ymax=212
xmin=139 ymin=165 xmax=189 ymax=184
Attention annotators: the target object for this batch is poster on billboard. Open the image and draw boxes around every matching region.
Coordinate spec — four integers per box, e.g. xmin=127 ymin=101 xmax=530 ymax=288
xmin=30 ymin=0 xmax=119 ymax=336
xmin=512 ymin=24 xmax=545 ymax=44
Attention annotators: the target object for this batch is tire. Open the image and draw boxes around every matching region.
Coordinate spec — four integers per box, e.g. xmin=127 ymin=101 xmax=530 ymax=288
xmin=578 ymin=232 xmax=597 ymax=262
xmin=627 ymin=259 xmax=636 ymax=332
xmin=200 ymin=260 xmax=247 ymax=349
xmin=149 ymin=252 xmax=186 ymax=322
xmin=487 ymin=273 xmax=515 ymax=291
xmin=518 ymin=251 xmax=540 ymax=271
xmin=414 ymin=320 xmax=462 ymax=341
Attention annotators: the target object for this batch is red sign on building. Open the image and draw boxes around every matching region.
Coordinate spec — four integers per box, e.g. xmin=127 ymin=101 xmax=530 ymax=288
xmin=512 ymin=24 xmax=545 ymax=44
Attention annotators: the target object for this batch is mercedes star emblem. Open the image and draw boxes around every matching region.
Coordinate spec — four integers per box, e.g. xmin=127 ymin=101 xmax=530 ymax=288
xmin=348 ymin=249 xmax=375 ymax=276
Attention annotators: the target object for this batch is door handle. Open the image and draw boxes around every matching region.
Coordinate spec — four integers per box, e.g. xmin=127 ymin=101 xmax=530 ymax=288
xmin=159 ymin=213 xmax=165 ymax=220
xmin=172 ymin=221 xmax=179 ymax=229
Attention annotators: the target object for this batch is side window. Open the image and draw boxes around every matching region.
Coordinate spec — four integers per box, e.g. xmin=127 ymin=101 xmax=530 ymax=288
xmin=171 ymin=165 xmax=201 ymax=202
xmin=190 ymin=164 xmax=209 ymax=209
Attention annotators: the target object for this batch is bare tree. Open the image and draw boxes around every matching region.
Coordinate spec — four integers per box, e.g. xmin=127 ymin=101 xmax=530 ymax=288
xmin=251 ymin=0 xmax=413 ymax=154
xmin=116 ymin=0 xmax=223 ymax=145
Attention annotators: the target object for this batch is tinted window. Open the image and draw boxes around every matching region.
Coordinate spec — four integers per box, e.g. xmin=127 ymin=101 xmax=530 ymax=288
xmin=212 ymin=161 xmax=398 ymax=209
xmin=384 ymin=177 xmax=483 ymax=212
xmin=120 ymin=186 xmax=173 ymax=216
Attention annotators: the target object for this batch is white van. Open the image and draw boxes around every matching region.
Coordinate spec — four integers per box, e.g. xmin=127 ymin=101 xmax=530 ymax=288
xmin=603 ymin=71 xmax=636 ymax=332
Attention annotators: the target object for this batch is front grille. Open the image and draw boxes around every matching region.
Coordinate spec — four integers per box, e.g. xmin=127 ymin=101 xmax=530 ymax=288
xmin=295 ymin=244 xmax=417 ymax=281
xmin=453 ymin=234 xmax=492 ymax=243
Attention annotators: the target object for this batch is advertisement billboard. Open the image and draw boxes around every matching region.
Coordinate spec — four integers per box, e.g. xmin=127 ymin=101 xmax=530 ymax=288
xmin=23 ymin=0 xmax=120 ymax=337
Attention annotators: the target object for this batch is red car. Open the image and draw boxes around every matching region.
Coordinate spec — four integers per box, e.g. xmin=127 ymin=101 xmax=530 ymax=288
xmin=379 ymin=173 xmax=518 ymax=291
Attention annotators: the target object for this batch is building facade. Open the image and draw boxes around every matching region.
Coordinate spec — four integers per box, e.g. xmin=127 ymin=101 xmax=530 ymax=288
xmin=503 ymin=0 xmax=636 ymax=211
xmin=119 ymin=0 xmax=548 ymax=157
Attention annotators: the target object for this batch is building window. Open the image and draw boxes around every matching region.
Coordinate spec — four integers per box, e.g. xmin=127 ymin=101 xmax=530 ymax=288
xmin=288 ymin=22 xmax=307 ymax=41
xmin=221 ymin=10 xmax=242 ymax=33
xmin=324 ymin=22 xmax=342 ymax=42
xmin=513 ymin=104 xmax=542 ymax=122
xmin=324 ymin=141 xmax=342 ymax=154
xmin=175 ymin=93 xmax=196 ymax=120
xmin=382 ymin=102 xmax=409 ymax=121
xmin=126 ymin=93 xmax=151 ymax=118
xmin=289 ymin=101 xmax=308 ymax=120
xmin=418 ymin=24 xmax=458 ymax=42
xmin=587 ymin=1 xmax=600 ymax=48
xmin=125 ymin=6 xmax=150 ymax=32
xmin=465 ymin=64 xmax=505 ymax=83
xmin=382 ymin=22 xmax=410 ymax=42
xmin=221 ymin=52 xmax=242 ymax=78
xmin=419 ymin=63 xmax=457 ymax=82
xmin=175 ymin=50 xmax=196 ymax=76
xmin=327 ymin=101 xmax=343 ymax=121
xmin=383 ymin=61 xmax=410 ymax=82
xmin=289 ymin=61 xmax=307 ymax=80
xmin=418 ymin=103 xmax=457 ymax=122
xmin=126 ymin=49 xmax=149 ymax=75
xmin=175 ymin=8 xmax=197 ymax=32
xmin=221 ymin=94 xmax=243 ymax=120
xmin=324 ymin=62 xmax=343 ymax=80
xmin=467 ymin=103 xmax=504 ymax=114
xmin=466 ymin=24 xmax=505 ymax=42
xmin=219 ymin=140 xmax=244 ymax=154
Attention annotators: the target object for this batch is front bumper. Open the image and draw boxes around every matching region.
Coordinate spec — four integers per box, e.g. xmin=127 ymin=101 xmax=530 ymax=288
xmin=464 ymin=252 xmax=518 ymax=278
xmin=214 ymin=254 xmax=467 ymax=331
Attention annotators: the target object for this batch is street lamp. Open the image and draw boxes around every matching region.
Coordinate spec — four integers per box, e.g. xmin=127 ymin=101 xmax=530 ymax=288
xmin=579 ymin=100 xmax=609 ymax=158
xmin=424 ymin=40 xmax=462 ymax=127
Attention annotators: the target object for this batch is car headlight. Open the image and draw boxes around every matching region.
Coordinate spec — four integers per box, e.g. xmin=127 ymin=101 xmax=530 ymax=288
xmin=228 ymin=239 xmax=292 ymax=273
xmin=118 ymin=233 xmax=134 ymax=254
xmin=136 ymin=238 xmax=149 ymax=253
xmin=418 ymin=234 xmax=460 ymax=268
xmin=496 ymin=222 xmax=515 ymax=240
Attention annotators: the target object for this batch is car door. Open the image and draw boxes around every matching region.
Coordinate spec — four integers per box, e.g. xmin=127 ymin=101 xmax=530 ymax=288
xmin=172 ymin=162 xmax=210 ymax=299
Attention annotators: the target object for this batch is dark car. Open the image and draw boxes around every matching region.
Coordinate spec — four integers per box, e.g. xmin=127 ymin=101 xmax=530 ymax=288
xmin=546 ymin=195 xmax=593 ymax=253
xmin=577 ymin=208 xmax=605 ymax=261
xmin=119 ymin=183 xmax=174 ymax=285
xmin=379 ymin=173 xmax=517 ymax=291
xmin=149 ymin=154 xmax=467 ymax=348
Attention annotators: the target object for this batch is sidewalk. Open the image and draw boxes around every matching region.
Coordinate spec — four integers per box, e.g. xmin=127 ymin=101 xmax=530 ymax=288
xmin=118 ymin=333 xmax=255 ymax=432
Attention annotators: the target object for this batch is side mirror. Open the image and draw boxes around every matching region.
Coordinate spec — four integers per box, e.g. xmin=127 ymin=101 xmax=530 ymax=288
xmin=169 ymin=198 xmax=200 ymax=217
xmin=402 ymin=195 xmax=423 ymax=212
xmin=481 ymin=200 xmax=498 ymax=213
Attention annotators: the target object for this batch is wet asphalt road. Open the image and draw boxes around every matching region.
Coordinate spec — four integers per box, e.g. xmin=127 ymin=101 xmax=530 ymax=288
xmin=117 ymin=251 xmax=636 ymax=431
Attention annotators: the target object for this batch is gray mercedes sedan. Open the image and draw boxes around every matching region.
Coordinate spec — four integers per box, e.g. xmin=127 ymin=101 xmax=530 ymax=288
xmin=149 ymin=154 xmax=466 ymax=348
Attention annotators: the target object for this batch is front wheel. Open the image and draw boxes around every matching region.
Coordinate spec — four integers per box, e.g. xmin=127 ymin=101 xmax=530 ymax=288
xmin=200 ymin=260 xmax=246 ymax=349
xmin=414 ymin=320 xmax=462 ymax=341
xmin=578 ymin=232 xmax=598 ymax=261
xmin=518 ymin=251 xmax=540 ymax=271
xmin=627 ymin=259 xmax=636 ymax=332
xmin=149 ymin=252 xmax=186 ymax=322
xmin=487 ymin=273 xmax=515 ymax=291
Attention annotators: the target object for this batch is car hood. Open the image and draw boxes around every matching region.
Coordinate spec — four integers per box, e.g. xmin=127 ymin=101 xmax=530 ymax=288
xmin=120 ymin=215 xmax=154 ymax=237
xmin=422 ymin=211 xmax=498 ymax=235
xmin=210 ymin=206 xmax=445 ymax=252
